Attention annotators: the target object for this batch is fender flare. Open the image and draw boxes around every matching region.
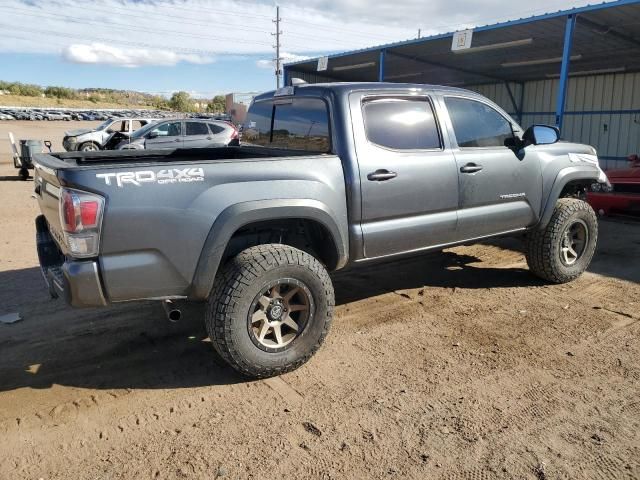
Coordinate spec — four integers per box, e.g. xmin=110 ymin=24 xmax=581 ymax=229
xmin=189 ymin=199 xmax=348 ymax=300
xmin=538 ymin=165 xmax=600 ymax=228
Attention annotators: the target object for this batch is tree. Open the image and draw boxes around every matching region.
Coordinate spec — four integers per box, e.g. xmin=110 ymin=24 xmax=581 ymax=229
xmin=169 ymin=91 xmax=193 ymax=112
xmin=207 ymin=95 xmax=226 ymax=114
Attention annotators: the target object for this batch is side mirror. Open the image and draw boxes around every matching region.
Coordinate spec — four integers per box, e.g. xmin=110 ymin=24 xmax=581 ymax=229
xmin=147 ymin=132 xmax=158 ymax=139
xmin=523 ymin=125 xmax=560 ymax=146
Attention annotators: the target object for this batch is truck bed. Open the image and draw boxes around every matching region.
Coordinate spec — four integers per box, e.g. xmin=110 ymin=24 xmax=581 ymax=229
xmin=44 ymin=145 xmax=319 ymax=168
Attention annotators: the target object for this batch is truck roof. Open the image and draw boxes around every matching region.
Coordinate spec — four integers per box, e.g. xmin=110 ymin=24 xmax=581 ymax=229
xmin=253 ymin=82 xmax=479 ymax=103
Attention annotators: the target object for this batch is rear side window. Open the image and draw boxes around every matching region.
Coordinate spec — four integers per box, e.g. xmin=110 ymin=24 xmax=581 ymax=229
xmin=208 ymin=124 xmax=225 ymax=134
xmin=363 ymin=98 xmax=441 ymax=150
xmin=186 ymin=122 xmax=209 ymax=135
xmin=444 ymin=97 xmax=513 ymax=148
xmin=244 ymin=97 xmax=331 ymax=152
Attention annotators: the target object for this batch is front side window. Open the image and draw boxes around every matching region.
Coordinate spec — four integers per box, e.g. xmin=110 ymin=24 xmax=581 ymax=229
xmin=363 ymin=98 xmax=441 ymax=150
xmin=150 ymin=121 xmax=181 ymax=137
xmin=244 ymin=97 xmax=331 ymax=152
xmin=186 ymin=122 xmax=209 ymax=136
xmin=444 ymin=97 xmax=513 ymax=148
xmin=107 ymin=120 xmax=126 ymax=133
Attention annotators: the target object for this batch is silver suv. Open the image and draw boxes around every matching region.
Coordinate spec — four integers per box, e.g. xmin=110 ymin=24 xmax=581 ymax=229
xmin=63 ymin=117 xmax=157 ymax=152
xmin=115 ymin=118 xmax=239 ymax=150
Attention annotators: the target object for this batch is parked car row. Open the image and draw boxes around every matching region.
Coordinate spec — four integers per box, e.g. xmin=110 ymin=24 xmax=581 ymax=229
xmin=0 ymin=107 xmax=183 ymax=121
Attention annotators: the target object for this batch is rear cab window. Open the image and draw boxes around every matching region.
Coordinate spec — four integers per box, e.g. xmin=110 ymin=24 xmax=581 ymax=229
xmin=244 ymin=96 xmax=331 ymax=153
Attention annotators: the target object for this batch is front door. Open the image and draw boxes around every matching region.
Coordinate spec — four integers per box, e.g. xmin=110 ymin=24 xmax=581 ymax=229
xmin=350 ymin=93 xmax=459 ymax=259
xmin=440 ymin=95 xmax=542 ymax=239
xmin=145 ymin=121 xmax=183 ymax=149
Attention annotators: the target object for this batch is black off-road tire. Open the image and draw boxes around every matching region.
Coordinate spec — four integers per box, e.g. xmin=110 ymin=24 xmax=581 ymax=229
xmin=205 ymin=244 xmax=334 ymax=378
xmin=525 ymin=198 xmax=598 ymax=283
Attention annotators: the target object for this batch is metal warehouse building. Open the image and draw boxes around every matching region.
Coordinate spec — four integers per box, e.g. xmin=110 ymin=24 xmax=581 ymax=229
xmin=283 ymin=0 xmax=640 ymax=170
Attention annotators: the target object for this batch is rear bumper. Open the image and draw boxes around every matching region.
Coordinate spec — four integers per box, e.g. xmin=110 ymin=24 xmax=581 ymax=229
xmin=35 ymin=215 xmax=107 ymax=307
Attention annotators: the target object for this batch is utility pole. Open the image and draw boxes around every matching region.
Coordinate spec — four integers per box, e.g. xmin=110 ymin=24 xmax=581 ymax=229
xmin=272 ymin=6 xmax=282 ymax=89
xmin=418 ymin=28 xmax=421 ymax=39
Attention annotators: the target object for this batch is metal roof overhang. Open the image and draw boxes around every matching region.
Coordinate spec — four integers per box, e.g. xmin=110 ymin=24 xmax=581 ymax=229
xmin=284 ymin=0 xmax=640 ymax=87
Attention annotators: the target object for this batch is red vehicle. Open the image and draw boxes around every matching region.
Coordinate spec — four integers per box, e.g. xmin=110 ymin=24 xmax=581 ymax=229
xmin=587 ymin=155 xmax=640 ymax=216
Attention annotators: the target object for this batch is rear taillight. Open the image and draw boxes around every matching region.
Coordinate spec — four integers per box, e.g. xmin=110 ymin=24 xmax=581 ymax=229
xmin=59 ymin=188 xmax=104 ymax=257
xmin=225 ymin=121 xmax=239 ymax=139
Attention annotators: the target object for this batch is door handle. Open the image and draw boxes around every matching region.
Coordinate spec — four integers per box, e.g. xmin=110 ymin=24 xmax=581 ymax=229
xmin=207 ymin=137 xmax=212 ymax=140
xmin=175 ymin=138 xmax=181 ymax=142
xmin=460 ymin=163 xmax=483 ymax=174
xmin=367 ymin=169 xmax=397 ymax=181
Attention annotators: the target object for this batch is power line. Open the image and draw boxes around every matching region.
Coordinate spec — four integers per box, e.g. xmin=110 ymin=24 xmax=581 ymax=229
xmin=1 ymin=5 xmax=384 ymax=52
xmin=0 ymin=7 xmax=273 ymax=47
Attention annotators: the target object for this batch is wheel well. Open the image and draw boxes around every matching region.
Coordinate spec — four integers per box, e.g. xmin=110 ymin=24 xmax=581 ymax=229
xmin=221 ymin=219 xmax=340 ymax=270
xmin=560 ymin=179 xmax=592 ymax=198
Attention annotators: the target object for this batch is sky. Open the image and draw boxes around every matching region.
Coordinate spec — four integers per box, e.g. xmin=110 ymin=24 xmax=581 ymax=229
xmin=0 ymin=0 xmax=616 ymax=97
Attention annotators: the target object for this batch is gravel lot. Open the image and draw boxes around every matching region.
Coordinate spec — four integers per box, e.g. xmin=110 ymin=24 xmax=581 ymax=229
xmin=1 ymin=122 xmax=639 ymax=479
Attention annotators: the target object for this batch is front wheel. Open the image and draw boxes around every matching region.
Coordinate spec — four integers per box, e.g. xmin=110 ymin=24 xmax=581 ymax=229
xmin=525 ymin=198 xmax=598 ymax=283
xmin=79 ymin=142 xmax=100 ymax=152
xmin=206 ymin=244 xmax=334 ymax=378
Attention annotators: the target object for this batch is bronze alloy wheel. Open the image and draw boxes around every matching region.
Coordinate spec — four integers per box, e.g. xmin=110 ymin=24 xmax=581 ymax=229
xmin=560 ymin=219 xmax=589 ymax=266
xmin=248 ymin=278 xmax=314 ymax=352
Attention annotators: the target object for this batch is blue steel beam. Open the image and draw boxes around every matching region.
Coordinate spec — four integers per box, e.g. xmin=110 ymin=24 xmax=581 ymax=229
xmin=283 ymin=67 xmax=290 ymax=87
xmin=555 ymin=14 xmax=577 ymax=132
xmin=379 ymin=49 xmax=386 ymax=82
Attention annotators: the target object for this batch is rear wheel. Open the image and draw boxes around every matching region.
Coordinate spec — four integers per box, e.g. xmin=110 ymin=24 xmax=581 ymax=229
xmin=206 ymin=244 xmax=334 ymax=378
xmin=525 ymin=198 xmax=598 ymax=283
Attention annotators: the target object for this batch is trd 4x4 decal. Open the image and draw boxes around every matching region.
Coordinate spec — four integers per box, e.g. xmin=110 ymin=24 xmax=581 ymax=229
xmin=96 ymin=168 xmax=205 ymax=187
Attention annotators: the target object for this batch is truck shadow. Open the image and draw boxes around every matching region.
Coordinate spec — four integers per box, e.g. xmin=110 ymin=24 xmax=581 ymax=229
xmin=334 ymin=247 xmax=542 ymax=305
xmin=0 ymin=228 xmax=636 ymax=393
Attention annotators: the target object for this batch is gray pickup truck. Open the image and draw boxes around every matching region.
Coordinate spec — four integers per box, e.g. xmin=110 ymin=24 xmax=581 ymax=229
xmin=34 ymin=82 xmax=609 ymax=378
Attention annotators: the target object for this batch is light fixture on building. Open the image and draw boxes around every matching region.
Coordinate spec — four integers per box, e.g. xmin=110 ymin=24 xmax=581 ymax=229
xmin=545 ymin=66 xmax=626 ymax=78
xmin=333 ymin=62 xmax=377 ymax=71
xmin=453 ymin=38 xmax=533 ymax=54
xmin=385 ymin=72 xmax=424 ymax=80
xmin=501 ymin=55 xmax=582 ymax=68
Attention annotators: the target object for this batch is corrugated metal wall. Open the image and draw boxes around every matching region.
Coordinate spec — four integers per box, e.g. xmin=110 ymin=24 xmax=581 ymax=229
xmin=470 ymin=72 xmax=640 ymax=170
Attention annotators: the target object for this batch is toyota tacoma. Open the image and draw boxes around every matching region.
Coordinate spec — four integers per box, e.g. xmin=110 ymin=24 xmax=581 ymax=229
xmin=33 ymin=82 xmax=609 ymax=378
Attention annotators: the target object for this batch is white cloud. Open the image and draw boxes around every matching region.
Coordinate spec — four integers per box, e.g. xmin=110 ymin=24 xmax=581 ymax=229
xmin=0 ymin=0 xmax=612 ymax=61
xmin=62 ymin=43 xmax=214 ymax=67
xmin=256 ymin=52 xmax=311 ymax=69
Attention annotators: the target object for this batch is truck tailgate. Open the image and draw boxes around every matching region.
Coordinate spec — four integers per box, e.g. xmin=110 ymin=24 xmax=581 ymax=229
xmin=33 ymin=163 xmax=67 ymax=254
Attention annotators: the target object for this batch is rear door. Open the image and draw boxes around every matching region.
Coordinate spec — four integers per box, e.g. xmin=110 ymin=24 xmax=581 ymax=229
xmin=145 ymin=120 xmax=183 ymax=149
xmin=183 ymin=121 xmax=212 ymax=148
xmin=350 ymin=92 xmax=459 ymax=258
xmin=440 ymin=95 xmax=542 ymax=239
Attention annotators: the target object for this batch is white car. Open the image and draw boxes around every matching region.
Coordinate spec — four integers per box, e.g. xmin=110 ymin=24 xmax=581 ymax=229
xmin=62 ymin=117 xmax=157 ymax=152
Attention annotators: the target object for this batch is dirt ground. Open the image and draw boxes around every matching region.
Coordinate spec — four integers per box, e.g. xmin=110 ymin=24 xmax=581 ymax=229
xmin=0 ymin=122 xmax=639 ymax=480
